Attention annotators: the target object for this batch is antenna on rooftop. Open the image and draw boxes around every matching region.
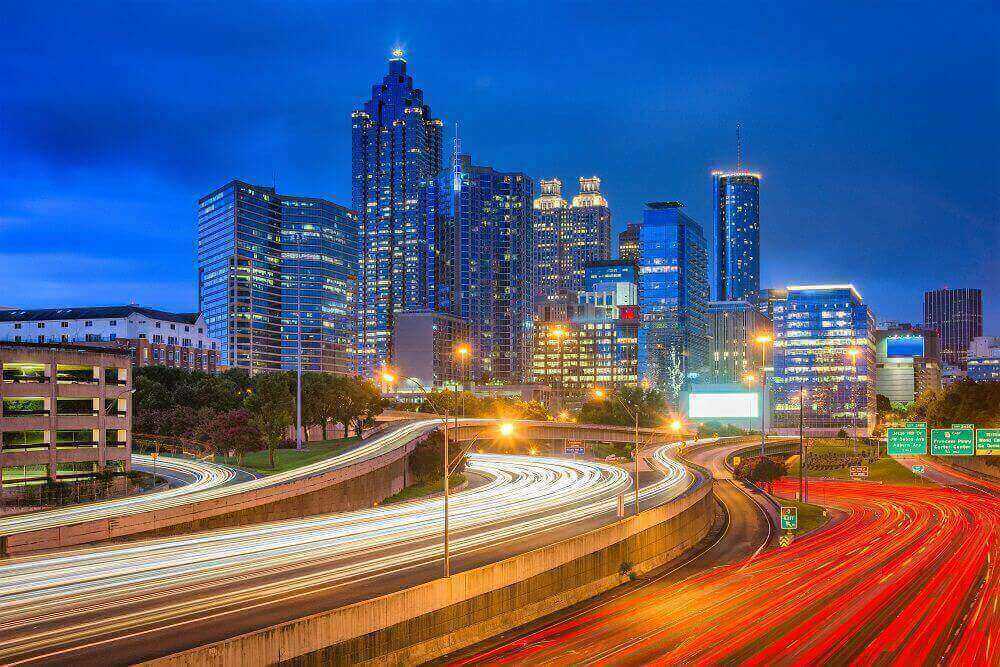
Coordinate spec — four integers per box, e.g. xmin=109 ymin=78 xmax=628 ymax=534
xmin=736 ymin=123 xmax=743 ymax=173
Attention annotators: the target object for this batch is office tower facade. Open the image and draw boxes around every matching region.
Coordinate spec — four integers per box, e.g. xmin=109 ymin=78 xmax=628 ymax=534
xmin=712 ymin=171 xmax=760 ymax=301
xmin=352 ymin=50 xmax=443 ymax=376
xmin=706 ymin=300 xmax=772 ymax=383
xmin=280 ymin=197 xmax=358 ymax=375
xmin=533 ymin=176 xmax=612 ymax=301
xmin=448 ymin=154 xmax=534 ymax=383
xmin=198 ymin=180 xmax=357 ymax=374
xmin=967 ymin=336 xmax=1000 ymax=382
xmin=618 ymin=222 xmax=640 ymax=263
xmin=637 ymin=202 xmax=710 ymax=400
xmin=923 ymin=288 xmax=983 ymax=367
xmin=772 ymin=285 xmax=876 ymax=436
xmin=874 ymin=323 xmax=941 ymax=404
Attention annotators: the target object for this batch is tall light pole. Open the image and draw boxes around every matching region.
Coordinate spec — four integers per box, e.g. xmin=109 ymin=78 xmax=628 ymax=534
xmin=799 ymin=384 xmax=807 ymax=502
xmin=455 ymin=343 xmax=471 ymax=418
xmin=551 ymin=326 xmax=568 ymax=412
xmin=592 ymin=387 xmax=643 ymax=515
xmin=742 ymin=373 xmax=756 ymax=436
xmin=754 ymin=334 xmax=773 ymax=458
xmin=294 ymin=225 xmax=304 ymax=451
xmin=847 ymin=347 xmax=861 ymax=456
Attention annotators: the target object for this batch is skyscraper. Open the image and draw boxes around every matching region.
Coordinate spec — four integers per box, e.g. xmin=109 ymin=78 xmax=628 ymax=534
xmin=771 ymin=285 xmax=875 ymax=436
xmin=197 ymin=180 xmax=357 ymax=374
xmin=449 ymin=154 xmax=534 ymax=383
xmin=713 ymin=126 xmax=760 ymax=301
xmin=352 ymin=49 xmax=443 ymax=375
xmin=707 ymin=300 xmax=771 ymax=383
xmin=532 ymin=176 xmax=612 ymax=302
xmin=923 ymin=288 xmax=983 ymax=367
xmin=637 ymin=202 xmax=710 ymax=399
xmin=617 ymin=222 xmax=640 ymax=263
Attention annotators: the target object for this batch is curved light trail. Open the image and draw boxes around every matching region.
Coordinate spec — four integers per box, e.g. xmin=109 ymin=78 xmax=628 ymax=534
xmin=449 ymin=474 xmax=998 ymax=666
xmin=0 ymin=444 xmax=695 ymax=665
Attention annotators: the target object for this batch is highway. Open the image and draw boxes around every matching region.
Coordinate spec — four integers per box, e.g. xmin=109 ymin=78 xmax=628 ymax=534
xmin=443 ymin=447 xmax=998 ymax=666
xmin=0 ymin=444 xmax=695 ymax=665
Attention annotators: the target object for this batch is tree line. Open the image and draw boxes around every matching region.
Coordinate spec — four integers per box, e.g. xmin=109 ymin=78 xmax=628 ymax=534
xmin=134 ymin=367 xmax=384 ymax=468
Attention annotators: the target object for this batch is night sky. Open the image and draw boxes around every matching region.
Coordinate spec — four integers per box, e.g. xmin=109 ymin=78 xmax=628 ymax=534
xmin=1 ymin=2 xmax=996 ymax=331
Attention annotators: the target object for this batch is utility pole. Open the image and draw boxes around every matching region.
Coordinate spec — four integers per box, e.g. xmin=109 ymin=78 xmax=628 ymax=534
xmin=633 ymin=407 xmax=640 ymax=515
xmin=295 ymin=228 xmax=304 ymax=451
xmin=799 ymin=384 xmax=805 ymax=502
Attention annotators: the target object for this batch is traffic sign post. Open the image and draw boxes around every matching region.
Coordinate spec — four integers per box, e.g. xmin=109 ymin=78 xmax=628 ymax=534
xmin=912 ymin=464 xmax=925 ymax=474
xmin=564 ymin=445 xmax=585 ymax=456
xmin=905 ymin=421 xmax=928 ymax=429
xmin=849 ymin=465 xmax=869 ymax=478
xmin=976 ymin=429 xmax=1000 ymax=456
xmin=780 ymin=506 xmax=798 ymax=530
xmin=930 ymin=428 xmax=975 ymax=456
xmin=779 ymin=533 xmax=794 ymax=547
xmin=952 ymin=424 xmax=974 ymax=430
xmin=887 ymin=427 xmax=927 ymax=456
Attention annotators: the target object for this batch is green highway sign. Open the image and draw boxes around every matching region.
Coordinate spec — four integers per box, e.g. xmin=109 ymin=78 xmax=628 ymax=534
xmin=930 ymin=428 xmax=975 ymax=456
xmin=952 ymin=424 xmax=974 ymax=430
xmin=976 ymin=429 xmax=1000 ymax=456
xmin=887 ymin=427 xmax=927 ymax=456
xmin=905 ymin=421 xmax=927 ymax=429
xmin=780 ymin=506 xmax=798 ymax=530
xmin=912 ymin=465 xmax=925 ymax=474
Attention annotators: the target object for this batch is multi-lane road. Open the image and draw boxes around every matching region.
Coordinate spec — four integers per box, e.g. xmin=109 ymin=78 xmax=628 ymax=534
xmin=443 ymin=448 xmax=998 ymax=665
xmin=0 ymin=444 xmax=696 ymax=665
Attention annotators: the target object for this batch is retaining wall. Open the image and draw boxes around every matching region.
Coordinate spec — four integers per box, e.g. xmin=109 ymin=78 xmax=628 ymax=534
xmin=146 ymin=478 xmax=714 ymax=667
xmin=930 ymin=455 xmax=999 ymax=482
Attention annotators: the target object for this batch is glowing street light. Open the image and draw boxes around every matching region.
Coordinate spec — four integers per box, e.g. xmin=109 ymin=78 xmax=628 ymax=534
xmin=670 ymin=419 xmax=683 ymax=433
xmin=498 ymin=422 xmax=515 ymax=438
xmin=754 ymin=333 xmax=774 ymax=456
xmin=592 ymin=387 xmax=605 ymax=400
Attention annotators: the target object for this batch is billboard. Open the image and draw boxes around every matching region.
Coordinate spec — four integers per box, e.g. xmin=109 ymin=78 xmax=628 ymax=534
xmin=688 ymin=391 xmax=759 ymax=419
xmin=885 ymin=335 xmax=924 ymax=359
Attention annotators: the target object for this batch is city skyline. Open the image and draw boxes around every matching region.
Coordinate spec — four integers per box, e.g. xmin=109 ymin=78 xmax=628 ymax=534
xmin=0 ymin=3 xmax=997 ymax=330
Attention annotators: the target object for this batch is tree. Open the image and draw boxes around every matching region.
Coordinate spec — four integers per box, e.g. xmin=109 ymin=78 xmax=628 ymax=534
xmin=246 ymin=372 xmax=293 ymax=469
xmin=410 ymin=431 xmax=466 ymax=482
xmin=196 ymin=409 xmax=261 ymax=464
xmin=577 ymin=386 xmax=671 ymax=428
xmin=300 ymin=372 xmax=332 ymax=441
xmin=735 ymin=456 xmax=787 ymax=493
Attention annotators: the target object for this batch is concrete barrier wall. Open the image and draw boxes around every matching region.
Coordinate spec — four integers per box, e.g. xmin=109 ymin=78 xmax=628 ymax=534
xmin=2 ymin=436 xmax=423 ymax=556
xmin=146 ymin=479 xmax=714 ymax=667
xmin=930 ymin=455 xmax=999 ymax=482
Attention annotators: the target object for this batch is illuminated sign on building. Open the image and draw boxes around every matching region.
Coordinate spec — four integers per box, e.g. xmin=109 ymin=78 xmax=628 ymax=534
xmin=885 ymin=335 xmax=924 ymax=359
xmin=688 ymin=391 xmax=759 ymax=419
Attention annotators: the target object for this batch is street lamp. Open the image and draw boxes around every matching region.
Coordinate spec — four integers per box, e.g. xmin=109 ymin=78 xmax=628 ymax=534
xmin=847 ymin=347 xmax=861 ymax=455
xmin=798 ymin=385 xmax=808 ymax=503
xmin=550 ymin=326 xmax=568 ymax=411
xmin=754 ymin=334 xmax=773 ymax=458
xmin=592 ymin=387 xmax=642 ymax=516
xmin=454 ymin=344 xmax=472 ymax=418
xmin=742 ymin=373 xmax=756 ymax=436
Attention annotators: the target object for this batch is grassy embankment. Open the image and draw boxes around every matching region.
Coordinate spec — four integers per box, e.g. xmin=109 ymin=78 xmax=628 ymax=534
xmin=382 ymin=473 xmax=467 ymax=504
xmin=215 ymin=436 xmax=361 ymax=474
xmin=785 ymin=439 xmax=933 ymax=487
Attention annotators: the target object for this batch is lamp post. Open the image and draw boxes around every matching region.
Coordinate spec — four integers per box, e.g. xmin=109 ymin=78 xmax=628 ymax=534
xmin=799 ymin=384 xmax=807 ymax=502
xmin=454 ymin=344 xmax=471 ymax=418
xmin=592 ymin=387 xmax=643 ymax=516
xmin=754 ymin=334 xmax=773 ymax=458
xmin=742 ymin=373 xmax=756 ymax=436
xmin=550 ymin=326 xmax=568 ymax=412
xmin=847 ymin=347 xmax=861 ymax=456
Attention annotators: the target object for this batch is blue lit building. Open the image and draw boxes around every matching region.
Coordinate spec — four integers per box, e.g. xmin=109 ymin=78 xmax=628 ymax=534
xmin=352 ymin=50 xmax=443 ymax=376
xmin=967 ymin=336 xmax=1000 ymax=382
xmin=446 ymin=154 xmax=534 ymax=383
xmin=637 ymin=202 xmax=710 ymax=400
xmin=197 ymin=180 xmax=358 ymax=374
xmin=713 ymin=171 xmax=760 ymax=302
xmin=771 ymin=285 xmax=875 ymax=435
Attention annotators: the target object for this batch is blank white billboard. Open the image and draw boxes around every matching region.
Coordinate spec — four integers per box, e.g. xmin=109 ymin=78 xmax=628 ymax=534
xmin=688 ymin=392 xmax=759 ymax=419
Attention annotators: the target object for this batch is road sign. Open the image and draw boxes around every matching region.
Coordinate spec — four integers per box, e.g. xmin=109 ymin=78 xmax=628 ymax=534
xmin=912 ymin=465 xmax=925 ymax=474
xmin=952 ymin=423 xmax=974 ymax=430
xmin=780 ymin=506 xmax=798 ymax=530
xmin=849 ymin=465 xmax=869 ymax=478
xmin=779 ymin=533 xmax=794 ymax=547
xmin=976 ymin=428 xmax=1000 ymax=456
xmin=930 ymin=428 xmax=975 ymax=456
xmin=905 ymin=421 xmax=927 ymax=429
xmin=732 ymin=455 xmax=741 ymax=467
xmin=887 ymin=427 xmax=927 ymax=455
xmin=564 ymin=446 xmax=585 ymax=456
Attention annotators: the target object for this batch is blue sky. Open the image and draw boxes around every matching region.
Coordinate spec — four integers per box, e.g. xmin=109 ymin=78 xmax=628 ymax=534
xmin=1 ymin=2 xmax=997 ymax=330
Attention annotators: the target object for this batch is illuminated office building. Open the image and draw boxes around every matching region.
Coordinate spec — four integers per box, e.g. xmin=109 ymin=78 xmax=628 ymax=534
xmin=637 ymin=202 xmax=710 ymax=399
xmin=707 ymin=300 xmax=771 ymax=383
xmin=771 ymin=285 xmax=875 ymax=436
xmin=198 ymin=180 xmax=357 ymax=373
xmin=923 ymin=288 xmax=983 ymax=367
xmin=874 ymin=323 xmax=941 ymax=404
xmin=967 ymin=336 xmax=1000 ymax=382
xmin=713 ymin=171 xmax=760 ymax=301
xmin=352 ymin=50 xmax=443 ymax=375
xmin=618 ymin=222 xmax=640 ymax=263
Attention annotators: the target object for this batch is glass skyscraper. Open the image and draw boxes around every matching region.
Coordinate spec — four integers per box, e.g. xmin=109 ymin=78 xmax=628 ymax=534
xmin=197 ymin=180 xmax=357 ymax=374
xmin=712 ymin=171 xmax=760 ymax=302
xmin=923 ymin=288 xmax=983 ymax=367
xmin=637 ymin=202 xmax=710 ymax=400
xmin=352 ymin=50 xmax=443 ymax=376
xmin=617 ymin=222 xmax=640 ymax=263
xmin=771 ymin=285 xmax=875 ymax=435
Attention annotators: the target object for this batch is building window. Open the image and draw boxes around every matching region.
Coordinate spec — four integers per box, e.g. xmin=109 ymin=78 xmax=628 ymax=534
xmin=85 ymin=321 xmax=93 ymax=327
xmin=37 ymin=335 xmax=45 ymax=342
xmin=110 ymin=320 xmax=117 ymax=326
xmin=13 ymin=323 xmax=21 ymax=329
xmin=61 ymin=322 xmax=69 ymax=328
xmin=37 ymin=323 xmax=45 ymax=328
xmin=155 ymin=322 xmax=161 ymax=328
xmin=170 ymin=324 xmax=176 ymax=330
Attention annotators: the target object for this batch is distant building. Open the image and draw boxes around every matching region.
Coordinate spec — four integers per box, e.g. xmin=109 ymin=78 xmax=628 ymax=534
xmin=712 ymin=170 xmax=760 ymax=301
xmin=967 ymin=336 xmax=1000 ymax=382
xmin=0 ymin=306 xmax=220 ymax=372
xmin=352 ymin=50 xmax=443 ymax=376
xmin=755 ymin=288 xmax=788 ymax=320
xmin=1 ymin=342 xmax=132 ymax=497
xmin=707 ymin=300 xmax=771 ymax=384
xmin=533 ymin=176 xmax=611 ymax=302
xmin=392 ymin=310 xmax=469 ymax=390
xmin=874 ymin=323 xmax=942 ymax=404
xmin=198 ymin=180 xmax=357 ymax=374
xmin=771 ymin=285 xmax=875 ymax=436
xmin=923 ymin=288 xmax=983 ymax=367
xmin=617 ymin=222 xmax=640 ymax=263
xmin=637 ymin=202 xmax=710 ymax=399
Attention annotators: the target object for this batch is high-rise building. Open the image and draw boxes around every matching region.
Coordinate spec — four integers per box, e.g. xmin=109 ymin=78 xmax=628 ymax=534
xmin=967 ymin=336 xmax=1000 ymax=382
xmin=352 ymin=50 xmax=443 ymax=376
xmin=706 ymin=300 xmax=771 ymax=383
xmin=448 ymin=154 xmax=534 ymax=383
xmin=771 ymin=285 xmax=876 ymax=436
xmin=875 ymin=323 xmax=942 ymax=404
xmin=198 ymin=180 xmax=357 ymax=374
xmin=618 ymin=222 xmax=640 ymax=263
xmin=713 ymin=127 xmax=761 ymax=301
xmin=755 ymin=288 xmax=788 ymax=320
xmin=923 ymin=288 xmax=983 ymax=367
xmin=637 ymin=202 xmax=710 ymax=399
xmin=533 ymin=176 xmax=612 ymax=301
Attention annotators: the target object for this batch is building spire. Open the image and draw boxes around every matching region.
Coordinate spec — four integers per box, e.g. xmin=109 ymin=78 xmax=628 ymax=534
xmin=736 ymin=123 xmax=743 ymax=173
